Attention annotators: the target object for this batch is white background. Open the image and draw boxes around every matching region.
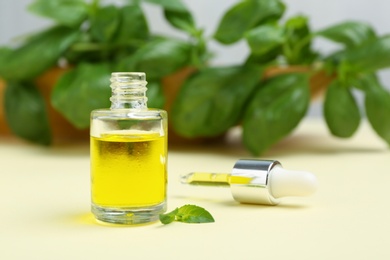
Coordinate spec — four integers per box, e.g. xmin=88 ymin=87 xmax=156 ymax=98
xmin=1 ymin=0 xmax=390 ymax=116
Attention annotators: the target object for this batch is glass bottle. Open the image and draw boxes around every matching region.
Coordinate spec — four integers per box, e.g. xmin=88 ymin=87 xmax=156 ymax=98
xmin=90 ymin=72 xmax=167 ymax=224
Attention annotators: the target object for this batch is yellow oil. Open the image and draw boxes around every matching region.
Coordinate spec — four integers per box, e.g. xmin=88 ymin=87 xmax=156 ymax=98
xmin=185 ymin=172 xmax=252 ymax=186
xmin=185 ymin=172 xmax=231 ymax=186
xmin=90 ymin=131 xmax=167 ymax=208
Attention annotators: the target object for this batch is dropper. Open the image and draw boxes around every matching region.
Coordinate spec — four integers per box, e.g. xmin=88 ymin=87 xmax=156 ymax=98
xmin=181 ymin=159 xmax=318 ymax=205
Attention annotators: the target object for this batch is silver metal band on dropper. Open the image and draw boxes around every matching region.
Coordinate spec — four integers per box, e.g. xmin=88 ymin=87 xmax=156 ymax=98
xmin=230 ymin=159 xmax=281 ymax=205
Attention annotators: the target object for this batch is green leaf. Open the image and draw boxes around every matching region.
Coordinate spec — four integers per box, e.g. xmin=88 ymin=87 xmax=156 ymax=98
xmin=113 ymin=4 xmax=149 ymax=44
xmin=122 ymin=38 xmax=192 ymax=79
xmin=243 ymin=73 xmax=310 ymax=155
xmin=245 ymin=24 xmax=285 ymax=56
xmin=164 ymin=8 xmax=197 ymax=35
xmin=172 ymin=66 xmax=262 ymax=137
xmin=283 ymin=15 xmax=316 ymax=64
xmin=324 ymin=80 xmax=360 ymax=138
xmin=176 ymin=205 xmax=215 ymax=223
xmin=0 ymin=47 xmax=11 ymax=62
xmin=285 ymin=15 xmax=310 ymax=41
xmin=159 ymin=205 xmax=215 ymax=225
xmin=4 ymin=81 xmax=51 ymax=145
xmin=316 ymin=21 xmax=376 ymax=48
xmin=159 ymin=208 xmax=178 ymax=225
xmin=90 ymin=5 xmax=121 ymax=43
xmin=28 ymin=0 xmax=87 ymax=27
xmin=349 ymin=72 xmax=377 ymax=92
xmin=245 ymin=47 xmax=281 ymax=65
xmin=336 ymin=35 xmax=390 ymax=76
xmin=51 ymin=63 xmax=111 ymax=129
xmin=214 ymin=0 xmax=285 ymax=44
xmin=0 ymin=26 xmax=81 ymax=81
xmin=0 ymin=47 xmax=12 ymax=71
xmin=147 ymin=81 xmax=165 ymax=109
xmin=360 ymin=75 xmax=390 ymax=146
xmin=154 ymin=0 xmax=195 ymax=34
xmin=143 ymin=0 xmax=187 ymax=11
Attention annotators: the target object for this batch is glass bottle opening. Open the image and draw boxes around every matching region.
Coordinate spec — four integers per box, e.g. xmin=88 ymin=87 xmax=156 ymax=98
xmin=110 ymin=72 xmax=148 ymax=110
xmin=111 ymin=72 xmax=146 ymax=82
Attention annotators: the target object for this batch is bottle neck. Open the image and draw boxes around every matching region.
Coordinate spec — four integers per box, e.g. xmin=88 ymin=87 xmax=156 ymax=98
xmin=110 ymin=72 xmax=148 ymax=110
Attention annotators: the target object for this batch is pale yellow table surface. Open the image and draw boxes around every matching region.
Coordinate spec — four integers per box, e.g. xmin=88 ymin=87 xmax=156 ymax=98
xmin=1 ymin=119 xmax=389 ymax=260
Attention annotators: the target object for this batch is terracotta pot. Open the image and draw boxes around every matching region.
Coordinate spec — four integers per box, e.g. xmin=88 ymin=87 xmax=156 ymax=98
xmin=0 ymin=78 xmax=11 ymax=135
xmin=263 ymin=65 xmax=336 ymax=99
xmin=0 ymin=67 xmax=90 ymax=143
xmin=36 ymin=67 xmax=90 ymax=143
xmin=0 ymin=65 xmax=335 ymax=144
xmin=0 ymin=67 xmax=201 ymax=144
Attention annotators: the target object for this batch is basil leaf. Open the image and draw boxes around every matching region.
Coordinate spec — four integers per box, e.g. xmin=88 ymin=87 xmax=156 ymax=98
xmin=143 ymin=0 xmax=187 ymax=11
xmin=337 ymin=35 xmax=390 ymax=75
xmin=324 ymin=80 xmax=360 ymax=138
xmin=90 ymin=5 xmax=120 ymax=43
xmin=51 ymin=63 xmax=111 ymax=129
xmin=214 ymin=0 xmax=285 ymax=44
xmin=0 ymin=26 xmax=80 ymax=81
xmin=245 ymin=24 xmax=285 ymax=56
xmin=164 ymin=8 xmax=197 ymax=35
xmin=28 ymin=0 xmax=87 ymax=27
xmin=172 ymin=66 xmax=262 ymax=137
xmin=114 ymin=4 xmax=150 ymax=44
xmin=127 ymin=38 xmax=192 ymax=79
xmin=155 ymin=0 xmax=195 ymax=34
xmin=160 ymin=205 xmax=215 ymax=225
xmin=243 ymin=73 xmax=310 ymax=155
xmin=349 ymin=72 xmax=377 ymax=92
xmin=159 ymin=208 xmax=178 ymax=225
xmin=284 ymin=15 xmax=316 ymax=64
xmin=176 ymin=205 xmax=215 ymax=223
xmin=114 ymin=53 xmax=138 ymax=73
xmin=147 ymin=81 xmax=165 ymax=109
xmin=246 ymin=47 xmax=281 ymax=65
xmin=361 ymin=75 xmax=390 ymax=145
xmin=0 ymin=47 xmax=11 ymax=63
xmin=316 ymin=21 xmax=376 ymax=48
xmin=4 ymin=81 xmax=51 ymax=145
xmin=0 ymin=47 xmax=12 ymax=74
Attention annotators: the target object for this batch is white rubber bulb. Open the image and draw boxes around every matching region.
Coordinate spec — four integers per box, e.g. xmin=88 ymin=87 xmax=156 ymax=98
xmin=269 ymin=165 xmax=318 ymax=198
